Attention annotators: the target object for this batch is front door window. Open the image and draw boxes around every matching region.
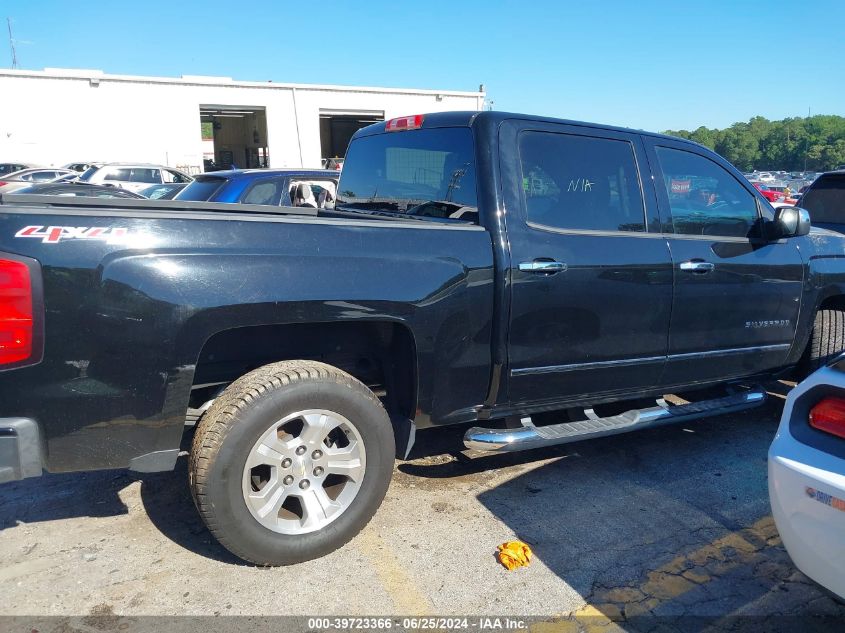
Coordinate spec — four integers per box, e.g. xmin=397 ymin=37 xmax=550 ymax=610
xmin=654 ymin=147 xmax=760 ymax=238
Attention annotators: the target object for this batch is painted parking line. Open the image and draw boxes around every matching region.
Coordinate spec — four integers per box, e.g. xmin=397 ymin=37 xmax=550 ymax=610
xmin=530 ymin=515 xmax=783 ymax=630
xmin=355 ymin=528 xmax=433 ymax=615
xmin=586 ymin=515 xmax=779 ymax=616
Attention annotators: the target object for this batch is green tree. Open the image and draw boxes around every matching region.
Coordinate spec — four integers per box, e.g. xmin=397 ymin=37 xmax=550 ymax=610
xmin=715 ymin=125 xmax=760 ymax=171
xmin=662 ymin=114 xmax=845 ymax=171
xmin=689 ymin=126 xmax=717 ymax=149
xmin=822 ymin=139 xmax=845 ymax=169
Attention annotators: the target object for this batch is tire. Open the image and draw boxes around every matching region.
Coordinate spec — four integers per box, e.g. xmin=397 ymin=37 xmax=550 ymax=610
xmin=798 ymin=309 xmax=845 ymax=379
xmin=189 ymin=360 xmax=394 ymax=565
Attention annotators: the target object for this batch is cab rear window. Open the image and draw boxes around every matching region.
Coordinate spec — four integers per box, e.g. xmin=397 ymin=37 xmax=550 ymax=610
xmin=336 ymin=127 xmax=478 ymax=223
xmin=175 ymin=176 xmax=226 ymax=201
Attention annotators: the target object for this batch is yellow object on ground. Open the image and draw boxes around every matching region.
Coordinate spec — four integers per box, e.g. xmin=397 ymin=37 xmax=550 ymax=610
xmin=497 ymin=540 xmax=533 ymax=570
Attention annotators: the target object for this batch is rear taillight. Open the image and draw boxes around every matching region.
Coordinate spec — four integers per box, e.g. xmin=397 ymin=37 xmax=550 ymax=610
xmin=809 ymin=397 xmax=845 ymax=439
xmin=0 ymin=259 xmax=34 ymax=365
xmin=385 ymin=115 xmax=424 ymax=132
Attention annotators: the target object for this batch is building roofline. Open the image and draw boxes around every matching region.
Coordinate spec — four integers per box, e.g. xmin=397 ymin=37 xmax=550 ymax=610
xmin=0 ymin=67 xmax=486 ymax=98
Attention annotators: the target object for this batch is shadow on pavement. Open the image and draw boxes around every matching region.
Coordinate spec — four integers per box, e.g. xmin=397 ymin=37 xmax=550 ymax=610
xmin=138 ymin=458 xmax=248 ymax=566
xmin=402 ymin=390 xmax=845 ymax=621
xmin=0 ymin=457 xmax=245 ymax=565
xmin=0 ymin=469 xmax=131 ymax=530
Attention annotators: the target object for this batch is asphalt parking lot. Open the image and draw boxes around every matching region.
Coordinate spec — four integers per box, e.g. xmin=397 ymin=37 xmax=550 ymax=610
xmin=2 ymin=382 xmax=844 ymax=630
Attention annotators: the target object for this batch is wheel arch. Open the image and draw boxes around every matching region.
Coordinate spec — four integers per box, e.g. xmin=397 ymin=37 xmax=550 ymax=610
xmin=792 ymin=293 xmax=845 ymax=377
xmin=818 ymin=293 xmax=845 ymax=312
xmin=165 ymin=317 xmax=418 ymax=445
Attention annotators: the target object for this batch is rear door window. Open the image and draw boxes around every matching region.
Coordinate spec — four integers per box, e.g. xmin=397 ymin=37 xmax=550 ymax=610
xmin=518 ymin=131 xmax=646 ymax=232
xmin=104 ymin=168 xmax=132 ymax=181
xmin=129 ymin=169 xmax=162 ymax=184
xmin=288 ymin=179 xmax=338 ymax=208
xmin=29 ymin=171 xmax=60 ymax=182
xmin=241 ymin=178 xmax=285 ymax=205
xmin=163 ymin=169 xmax=191 ymax=184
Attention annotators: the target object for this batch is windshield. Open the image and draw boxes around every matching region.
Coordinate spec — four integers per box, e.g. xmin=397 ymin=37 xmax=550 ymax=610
xmin=173 ymin=176 xmax=226 ymax=202
xmin=336 ymin=127 xmax=478 ymax=223
xmin=800 ymin=174 xmax=845 ymax=224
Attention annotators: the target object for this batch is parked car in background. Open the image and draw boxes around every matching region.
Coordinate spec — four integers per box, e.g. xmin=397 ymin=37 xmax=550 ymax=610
xmin=173 ymin=168 xmax=339 ymax=208
xmin=769 ymin=356 xmax=845 ymax=600
xmin=50 ymin=172 xmax=82 ymax=183
xmin=9 ymin=182 xmax=146 ymax=198
xmin=77 ymin=163 xmax=193 ymax=193
xmin=753 ymin=183 xmax=785 ymax=203
xmin=0 ymin=162 xmax=39 ymax=176
xmin=62 ymin=162 xmax=101 ymax=173
xmin=767 ymin=184 xmax=799 ymax=204
xmin=0 ymin=168 xmax=76 ymax=193
xmin=138 ymin=183 xmax=188 ymax=200
xmin=795 ymin=171 xmax=845 ymax=233
xmin=756 ymin=172 xmax=776 ymax=182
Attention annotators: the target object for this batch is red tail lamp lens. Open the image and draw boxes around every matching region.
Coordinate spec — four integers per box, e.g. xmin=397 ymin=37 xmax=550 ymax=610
xmin=809 ymin=397 xmax=845 ymax=440
xmin=0 ymin=259 xmax=34 ymax=365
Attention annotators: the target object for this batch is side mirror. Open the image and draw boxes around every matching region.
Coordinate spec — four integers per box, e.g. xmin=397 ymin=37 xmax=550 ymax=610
xmin=768 ymin=206 xmax=811 ymax=239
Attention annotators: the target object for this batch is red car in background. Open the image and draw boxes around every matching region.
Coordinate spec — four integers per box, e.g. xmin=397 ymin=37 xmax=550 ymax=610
xmin=753 ymin=183 xmax=785 ymax=203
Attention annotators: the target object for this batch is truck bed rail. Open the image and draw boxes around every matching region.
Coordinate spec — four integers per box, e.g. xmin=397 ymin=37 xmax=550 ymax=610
xmin=0 ymin=192 xmax=319 ymax=217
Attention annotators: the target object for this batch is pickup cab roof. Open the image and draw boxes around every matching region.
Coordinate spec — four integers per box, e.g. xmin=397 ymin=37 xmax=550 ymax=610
xmin=352 ymin=110 xmax=706 ymax=149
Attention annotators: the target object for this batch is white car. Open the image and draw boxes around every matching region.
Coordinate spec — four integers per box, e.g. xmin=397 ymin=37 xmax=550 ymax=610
xmin=769 ymin=358 xmax=845 ymax=600
xmin=756 ymin=172 xmax=776 ymax=182
xmin=77 ymin=163 xmax=192 ymax=193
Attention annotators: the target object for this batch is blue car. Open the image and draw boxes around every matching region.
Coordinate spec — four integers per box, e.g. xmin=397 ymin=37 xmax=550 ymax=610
xmin=173 ymin=169 xmax=339 ymax=209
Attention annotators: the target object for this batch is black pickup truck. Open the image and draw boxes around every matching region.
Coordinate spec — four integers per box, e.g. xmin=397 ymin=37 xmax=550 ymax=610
xmin=1 ymin=111 xmax=843 ymax=565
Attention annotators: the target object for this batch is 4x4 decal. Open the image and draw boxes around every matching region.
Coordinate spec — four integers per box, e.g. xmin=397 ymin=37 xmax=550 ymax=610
xmin=15 ymin=225 xmax=130 ymax=244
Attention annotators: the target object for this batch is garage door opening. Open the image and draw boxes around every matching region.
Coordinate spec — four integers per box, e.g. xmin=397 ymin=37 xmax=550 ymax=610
xmin=320 ymin=110 xmax=383 ymax=168
xmin=200 ymin=105 xmax=268 ymax=171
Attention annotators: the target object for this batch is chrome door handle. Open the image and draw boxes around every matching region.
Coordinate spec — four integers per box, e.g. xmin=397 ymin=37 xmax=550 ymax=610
xmin=679 ymin=260 xmax=715 ymax=274
xmin=519 ymin=260 xmax=567 ymax=274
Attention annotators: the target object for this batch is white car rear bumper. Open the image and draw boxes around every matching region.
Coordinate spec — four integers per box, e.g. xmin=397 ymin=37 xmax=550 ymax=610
xmin=769 ymin=432 xmax=845 ymax=600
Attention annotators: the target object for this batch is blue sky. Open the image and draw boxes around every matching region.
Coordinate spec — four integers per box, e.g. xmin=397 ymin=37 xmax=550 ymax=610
xmin=4 ymin=0 xmax=843 ymax=132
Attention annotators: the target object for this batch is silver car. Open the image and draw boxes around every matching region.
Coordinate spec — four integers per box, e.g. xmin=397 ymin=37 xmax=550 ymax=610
xmin=77 ymin=163 xmax=192 ymax=193
xmin=0 ymin=168 xmax=76 ymax=193
xmin=0 ymin=162 xmax=38 ymax=176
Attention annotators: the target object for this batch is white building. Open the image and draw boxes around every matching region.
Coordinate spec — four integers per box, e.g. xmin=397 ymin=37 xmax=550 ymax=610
xmin=0 ymin=68 xmax=486 ymax=173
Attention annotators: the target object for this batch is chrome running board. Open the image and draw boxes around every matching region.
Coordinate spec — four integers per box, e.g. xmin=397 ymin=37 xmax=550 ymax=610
xmin=464 ymin=388 xmax=766 ymax=452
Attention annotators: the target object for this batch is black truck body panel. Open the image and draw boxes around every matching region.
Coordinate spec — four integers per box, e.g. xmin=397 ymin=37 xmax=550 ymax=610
xmin=3 ymin=110 xmax=845 ymax=475
xmin=0 ymin=207 xmax=493 ymax=471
